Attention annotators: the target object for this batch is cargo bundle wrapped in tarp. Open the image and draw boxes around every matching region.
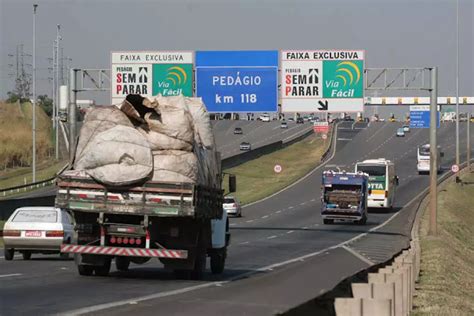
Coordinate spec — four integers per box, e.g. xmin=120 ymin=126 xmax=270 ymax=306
xmin=72 ymin=94 xmax=218 ymax=188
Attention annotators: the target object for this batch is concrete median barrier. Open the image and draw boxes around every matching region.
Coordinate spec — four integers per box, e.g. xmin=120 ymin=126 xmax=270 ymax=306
xmin=335 ymin=297 xmax=392 ymax=316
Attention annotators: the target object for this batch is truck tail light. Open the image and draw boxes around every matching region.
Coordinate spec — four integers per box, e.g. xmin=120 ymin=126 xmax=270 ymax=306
xmin=3 ymin=230 xmax=21 ymax=237
xmin=107 ymin=195 xmax=119 ymax=200
xmin=46 ymin=230 xmax=64 ymax=237
xmin=123 ymin=237 xmax=129 ymax=245
xmin=110 ymin=236 xmax=116 ymax=244
xmin=117 ymin=237 xmax=122 ymax=244
xmin=136 ymin=238 xmax=142 ymax=245
xmin=385 ymin=191 xmax=388 ymax=198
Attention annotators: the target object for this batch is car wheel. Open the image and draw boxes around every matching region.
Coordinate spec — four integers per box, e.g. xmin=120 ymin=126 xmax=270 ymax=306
xmin=77 ymin=264 xmax=94 ymax=276
xmin=4 ymin=248 xmax=14 ymax=261
xmin=22 ymin=251 xmax=32 ymax=260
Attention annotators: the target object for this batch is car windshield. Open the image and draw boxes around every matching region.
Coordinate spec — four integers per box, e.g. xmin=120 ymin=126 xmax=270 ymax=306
xmin=12 ymin=210 xmax=58 ymax=223
xmin=398 ymin=128 xmax=404 ymax=132
xmin=357 ymin=165 xmax=386 ymax=176
xmin=224 ymin=198 xmax=235 ymax=204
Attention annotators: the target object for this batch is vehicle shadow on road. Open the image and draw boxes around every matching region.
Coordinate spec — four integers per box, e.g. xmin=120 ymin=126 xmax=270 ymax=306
xmin=368 ymin=206 xmax=402 ymax=214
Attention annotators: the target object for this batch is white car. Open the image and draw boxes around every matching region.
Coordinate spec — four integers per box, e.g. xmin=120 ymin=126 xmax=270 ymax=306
xmin=3 ymin=207 xmax=74 ymax=260
xmin=223 ymin=196 xmax=242 ymax=217
xmin=396 ymin=128 xmax=405 ymax=137
xmin=259 ymin=114 xmax=271 ymax=122
xmin=403 ymin=125 xmax=410 ymax=132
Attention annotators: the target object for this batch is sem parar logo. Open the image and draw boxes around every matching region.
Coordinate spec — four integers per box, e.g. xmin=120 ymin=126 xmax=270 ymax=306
xmin=152 ymin=64 xmax=193 ymax=97
xmin=323 ymin=60 xmax=363 ymax=98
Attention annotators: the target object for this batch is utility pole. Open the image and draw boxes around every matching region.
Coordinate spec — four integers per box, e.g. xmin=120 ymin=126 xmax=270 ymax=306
xmin=32 ymin=4 xmax=38 ymax=182
xmin=429 ymin=67 xmax=438 ymax=235
xmin=69 ymin=68 xmax=78 ymax=163
xmin=55 ymin=25 xmax=61 ymax=160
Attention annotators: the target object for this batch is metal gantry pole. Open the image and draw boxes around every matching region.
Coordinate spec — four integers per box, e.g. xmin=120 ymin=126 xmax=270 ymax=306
xmin=429 ymin=67 xmax=438 ymax=236
xmin=32 ymin=4 xmax=38 ymax=183
xmin=68 ymin=69 xmax=78 ymax=163
xmin=455 ymin=0 xmax=460 ymax=168
xmin=468 ymin=112 xmax=471 ymax=171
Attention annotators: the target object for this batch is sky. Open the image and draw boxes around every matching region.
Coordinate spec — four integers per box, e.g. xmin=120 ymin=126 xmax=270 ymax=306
xmin=0 ymin=0 xmax=472 ymax=103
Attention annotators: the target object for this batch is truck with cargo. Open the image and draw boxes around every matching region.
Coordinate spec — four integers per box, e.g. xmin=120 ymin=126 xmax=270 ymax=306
xmin=321 ymin=171 xmax=369 ymax=225
xmin=56 ymin=94 xmax=234 ymax=279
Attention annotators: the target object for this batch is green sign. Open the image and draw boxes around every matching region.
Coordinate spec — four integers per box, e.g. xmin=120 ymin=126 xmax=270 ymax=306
xmin=323 ymin=60 xmax=363 ymax=98
xmin=368 ymin=176 xmax=386 ymax=190
xmin=152 ymin=64 xmax=193 ymax=97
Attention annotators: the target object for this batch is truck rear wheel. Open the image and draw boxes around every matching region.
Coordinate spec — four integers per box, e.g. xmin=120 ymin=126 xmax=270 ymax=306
xmin=94 ymin=259 xmax=111 ymax=276
xmin=116 ymin=257 xmax=130 ymax=271
xmin=210 ymin=249 xmax=226 ymax=274
xmin=77 ymin=264 xmax=94 ymax=276
xmin=191 ymin=249 xmax=206 ymax=280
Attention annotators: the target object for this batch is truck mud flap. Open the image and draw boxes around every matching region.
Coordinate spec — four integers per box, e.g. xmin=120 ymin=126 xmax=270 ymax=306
xmin=61 ymin=244 xmax=187 ymax=259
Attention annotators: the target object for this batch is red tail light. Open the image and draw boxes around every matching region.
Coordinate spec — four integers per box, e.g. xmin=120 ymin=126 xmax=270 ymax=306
xmin=150 ymin=198 xmax=162 ymax=203
xmin=123 ymin=237 xmax=129 ymax=244
xmin=77 ymin=194 xmax=88 ymax=199
xmin=136 ymin=238 xmax=142 ymax=245
xmin=46 ymin=230 xmax=64 ymax=237
xmin=3 ymin=230 xmax=21 ymax=237
xmin=385 ymin=191 xmax=388 ymax=198
xmin=117 ymin=237 xmax=122 ymax=244
xmin=108 ymin=195 xmax=120 ymax=200
xmin=110 ymin=236 xmax=116 ymax=244
xmin=129 ymin=238 xmax=135 ymax=245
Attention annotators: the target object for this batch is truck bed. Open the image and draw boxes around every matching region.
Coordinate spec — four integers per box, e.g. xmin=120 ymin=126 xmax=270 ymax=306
xmin=55 ymin=171 xmax=223 ymax=219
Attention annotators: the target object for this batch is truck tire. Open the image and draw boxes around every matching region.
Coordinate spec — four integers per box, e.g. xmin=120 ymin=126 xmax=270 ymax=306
xmin=210 ymin=249 xmax=226 ymax=274
xmin=323 ymin=219 xmax=334 ymax=225
xmin=77 ymin=264 xmax=94 ymax=276
xmin=4 ymin=248 xmax=14 ymax=261
xmin=190 ymin=249 xmax=206 ymax=280
xmin=116 ymin=257 xmax=130 ymax=271
xmin=357 ymin=214 xmax=367 ymax=225
xmin=22 ymin=251 xmax=32 ymax=260
xmin=94 ymin=259 xmax=111 ymax=276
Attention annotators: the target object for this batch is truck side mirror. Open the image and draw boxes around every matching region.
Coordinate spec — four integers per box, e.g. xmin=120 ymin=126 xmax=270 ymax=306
xmin=228 ymin=174 xmax=237 ymax=193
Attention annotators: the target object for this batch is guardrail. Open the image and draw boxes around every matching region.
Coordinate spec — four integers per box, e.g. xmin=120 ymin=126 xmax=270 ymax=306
xmin=0 ymin=177 xmax=56 ymax=198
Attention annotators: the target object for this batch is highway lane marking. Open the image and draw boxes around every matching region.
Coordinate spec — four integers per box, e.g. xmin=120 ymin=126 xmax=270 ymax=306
xmin=300 ymin=202 xmax=306 ymax=206
xmin=262 ymin=215 xmax=269 ymax=219
xmin=286 ymin=230 xmax=294 ymax=234
xmin=341 ymin=246 xmax=374 ymax=265
xmin=239 ymin=241 xmax=250 ymax=245
xmin=288 ymin=206 xmax=294 ymax=209
xmin=229 ymin=223 xmax=237 ymax=226
xmin=0 ymin=273 xmax=22 ymax=278
xmin=276 ymin=210 xmax=282 ymax=214
xmin=246 ymin=219 xmax=254 ymax=223
xmin=267 ymin=235 xmax=277 ymax=239
xmin=365 ymin=122 xmax=390 ymax=143
xmin=242 ymin=122 xmax=340 ymax=209
xmin=337 ymin=138 xmax=352 ymax=141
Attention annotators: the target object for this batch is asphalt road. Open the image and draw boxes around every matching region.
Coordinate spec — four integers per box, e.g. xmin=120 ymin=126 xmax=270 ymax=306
xmin=0 ymin=121 xmax=472 ymax=315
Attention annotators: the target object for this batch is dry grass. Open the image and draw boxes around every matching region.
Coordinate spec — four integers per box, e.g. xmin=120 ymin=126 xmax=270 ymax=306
xmin=223 ymin=131 xmax=331 ymax=205
xmin=0 ymin=101 xmax=53 ymax=170
xmin=414 ymin=172 xmax=474 ymax=315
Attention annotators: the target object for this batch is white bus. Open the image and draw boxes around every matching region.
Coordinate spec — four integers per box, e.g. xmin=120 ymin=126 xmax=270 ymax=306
xmin=417 ymin=144 xmax=443 ymax=174
xmin=355 ymin=158 xmax=398 ymax=209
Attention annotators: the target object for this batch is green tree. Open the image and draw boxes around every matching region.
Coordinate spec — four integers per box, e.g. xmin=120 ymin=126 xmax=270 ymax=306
xmin=6 ymin=91 xmax=29 ymax=103
xmin=37 ymin=95 xmax=53 ymax=117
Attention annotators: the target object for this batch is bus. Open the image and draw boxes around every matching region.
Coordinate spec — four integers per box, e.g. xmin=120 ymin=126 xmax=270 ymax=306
xmin=417 ymin=144 xmax=443 ymax=174
xmin=355 ymin=158 xmax=398 ymax=209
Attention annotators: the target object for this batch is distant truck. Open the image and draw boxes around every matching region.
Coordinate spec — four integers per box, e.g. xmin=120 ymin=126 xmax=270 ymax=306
xmin=321 ymin=171 xmax=369 ymax=225
xmin=355 ymin=158 xmax=398 ymax=209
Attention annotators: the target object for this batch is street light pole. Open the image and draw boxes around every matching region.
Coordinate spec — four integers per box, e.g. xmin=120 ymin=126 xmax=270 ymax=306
xmin=32 ymin=4 xmax=38 ymax=182
xmin=429 ymin=67 xmax=438 ymax=236
xmin=55 ymin=24 xmax=61 ymax=160
xmin=455 ymin=0 xmax=460 ymax=167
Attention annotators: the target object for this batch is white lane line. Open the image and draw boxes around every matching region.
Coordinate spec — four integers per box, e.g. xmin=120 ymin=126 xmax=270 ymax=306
xmin=276 ymin=210 xmax=282 ymax=214
xmin=239 ymin=241 xmax=250 ymax=245
xmin=300 ymin=202 xmax=306 ymax=206
xmin=229 ymin=223 xmax=237 ymax=226
xmin=0 ymin=273 xmax=22 ymax=278
xmin=286 ymin=230 xmax=294 ymax=234
xmin=267 ymin=235 xmax=277 ymax=239
xmin=342 ymin=246 xmax=374 ymax=265
xmin=262 ymin=215 xmax=269 ymax=219
xmin=246 ymin=219 xmax=254 ymax=223
xmin=288 ymin=206 xmax=294 ymax=209
xmin=302 ymin=226 xmax=309 ymax=230
xmin=311 ymin=198 xmax=316 ymax=202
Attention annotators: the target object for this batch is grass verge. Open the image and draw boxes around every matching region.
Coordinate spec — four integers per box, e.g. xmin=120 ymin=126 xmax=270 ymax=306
xmin=413 ymin=171 xmax=474 ymax=315
xmin=223 ymin=130 xmax=332 ymax=205
xmin=0 ymin=160 xmax=67 ymax=191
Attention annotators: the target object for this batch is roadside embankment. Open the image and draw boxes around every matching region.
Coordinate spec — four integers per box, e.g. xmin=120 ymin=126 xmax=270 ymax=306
xmin=413 ymin=171 xmax=474 ymax=315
